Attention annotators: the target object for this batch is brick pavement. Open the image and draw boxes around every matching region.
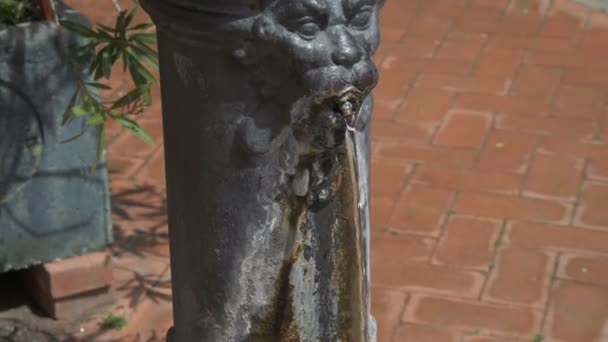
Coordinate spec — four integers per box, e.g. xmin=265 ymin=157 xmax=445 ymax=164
xmin=66 ymin=0 xmax=608 ymax=341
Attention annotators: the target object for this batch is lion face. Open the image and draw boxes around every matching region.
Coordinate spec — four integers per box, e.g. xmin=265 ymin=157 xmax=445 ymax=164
xmin=258 ymin=0 xmax=381 ymax=103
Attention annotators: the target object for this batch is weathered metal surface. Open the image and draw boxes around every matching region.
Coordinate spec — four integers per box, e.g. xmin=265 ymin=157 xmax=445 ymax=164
xmin=141 ymin=0 xmax=383 ymax=340
xmin=0 ymin=1 xmax=113 ymax=272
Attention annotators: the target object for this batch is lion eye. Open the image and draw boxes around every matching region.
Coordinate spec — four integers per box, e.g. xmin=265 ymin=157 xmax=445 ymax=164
xmin=349 ymin=8 xmax=372 ymax=30
xmin=296 ymin=20 xmax=321 ymax=40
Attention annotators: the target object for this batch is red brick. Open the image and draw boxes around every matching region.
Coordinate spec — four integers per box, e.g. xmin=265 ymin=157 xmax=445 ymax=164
xmin=371 ymin=233 xmax=435 ymax=265
xmin=477 ymin=130 xmax=537 ymax=174
xmin=455 ymin=14 xmax=538 ymax=35
xmin=469 ymin=0 xmax=509 ymax=10
xmin=484 ymin=248 xmax=553 ymax=307
xmin=371 ymin=195 xmax=397 ymax=233
xmin=424 ymin=2 xmax=468 ymax=20
xmin=494 ymin=114 xmax=598 ymax=140
xmin=436 ymin=36 xmax=485 ymax=61
xmin=454 ymin=93 xmax=550 ymax=117
xmin=388 ymin=185 xmax=454 ymax=236
xmin=574 ymin=182 xmax=608 ymax=229
xmin=434 ymin=216 xmax=501 ymax=269
xmin=472 ymin=48 xmax=523 ymax=78
xmin=117 ymin=293 xmax=173 ymax=341
xmin=381 ymin=56 xmax=473 ymax=76
xmin=371 ymin=288 xmax=408 ymax=342
xmin=395 ymin=88 xmax=454 ymax=124
xmin=557 ymin=253 xmax=608 ymax=287
xmin=372 ymin=121 xmax=435 ymax=144
xmin=416 ymin=74 xmax=510 ymax=95
xmin=586 ymin=157 xmax=608 ymax=182
xmin=394 ymin=324 xmax=459 ymax=342
xmin=137 ymin=149 xmax=166 ymax=186
xmin=525 ymin=51 xmax=588 ymax=68
xmin=462 ymin=336 xmax=515 ymax=342
xmin=535 ymin=136 xmax=599 ymax=160
xmin=540 ymin=12 xmax=587 ymax=38
xmin=371 ymin=158 xmax=412 ymax=196
xmin=588 ymin=14 xmax=608 ymax=30
xmin=553 ymin=85 xmax=607 ymax=120
xmin=373 ymin=71 xmax=415 ymax=119
xmin=25 ymin=251 xmax=114 ymax=319
xmin=579 ymin=29 xmax=608 ymax=56
xmin=509 ymin=66 xmax=562 ymax=100
xmin=108 ymin=156 xmax=146 ymax=179
xmin=372 ymin=262 xmax=484 ymax=298
xmin=407 ymin=15 xmax=453 ymax=40
xmin=381 ymin=27 xmax=407 ymax=42
xmin=507 ymin=221 xmax=608 ymax=255
xmin=28 ymin=251 xmax=113 ymax=299
xmin=412 ymin=166 xmax=522 ymax=195
xmin=377 ymin=143 xmax=478 ymax=168
xmin=523 ymin=153 xmax=584 ymax=201
xmin=487 ymin=35 xmax=576 ymax=52
xmin=563 ymin=69 xmax=608 ymax=87
xmin=403 ymin=295 xmax=542 ymax=337
xmin=400 ymin=36 xmax=441 ymax=58
xmin=546 ymin=281 xmax=608 ymax=342
xmin=434 ymin=111 xmax=492 ymax=149
xmin=380 ymin=0 xmax=417 ymax=29
xmin=454 ymin=193 xmax=571 ymax=224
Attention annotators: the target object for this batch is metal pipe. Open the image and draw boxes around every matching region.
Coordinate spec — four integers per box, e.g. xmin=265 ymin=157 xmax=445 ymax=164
xmin=140 ymin=1 xmax=384 ymax=340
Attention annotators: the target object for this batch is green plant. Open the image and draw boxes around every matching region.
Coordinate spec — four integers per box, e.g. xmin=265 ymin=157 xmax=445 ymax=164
xmin=60 ymin=4 xmax=158 ymax=166
xmin=533 ymin=333 xmax=544 ymax=342
xmin=101 ymin=312 xmax=128 ymax=330
xmin=0 ymin=0 xmax=41 ymax=26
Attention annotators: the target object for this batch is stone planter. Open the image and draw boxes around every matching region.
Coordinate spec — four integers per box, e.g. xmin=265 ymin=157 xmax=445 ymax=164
xmin=0 ymin=1 xmax=113 ymax=272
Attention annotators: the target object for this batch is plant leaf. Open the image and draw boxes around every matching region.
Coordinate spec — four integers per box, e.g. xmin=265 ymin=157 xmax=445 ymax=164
xmin=113 ymin=116 xmax=155 ymax=146
xmin=62 ymin=89 xmax=81 ymax=125
xmin=60 ymin=128 xmax=89 ymax=144
xmin=129 ymin=43 xmax=159 ymax=70
xmin=110 ymin=88 xmax=142 ymax=110
xmin=129 ymin=23 xmax=154 ymax=31
xmin=87 ymin=82 xmax=112 ymax=90
xmin=130 ymin=33 xmax=157 ymax=44
xmin=59 ymin=20 xmax=97 ymax=38
xmin=86 ymin=113 xmax=106 ymax=126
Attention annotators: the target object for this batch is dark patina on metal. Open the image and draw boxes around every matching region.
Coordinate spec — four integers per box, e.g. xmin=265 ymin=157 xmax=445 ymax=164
xmin=141 ymin=0 xmax=383 ymax=340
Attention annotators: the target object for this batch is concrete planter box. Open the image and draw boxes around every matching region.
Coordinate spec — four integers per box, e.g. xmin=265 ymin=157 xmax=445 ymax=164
xmin=0 ymin=1 xmax=113 ymax=272
xmin=576 ymin=0 xmax=608 ymax=12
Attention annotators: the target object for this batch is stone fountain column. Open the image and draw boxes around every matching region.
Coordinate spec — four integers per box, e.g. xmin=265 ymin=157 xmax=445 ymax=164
xmin=140 ymin=0 xmax=384 ymax=340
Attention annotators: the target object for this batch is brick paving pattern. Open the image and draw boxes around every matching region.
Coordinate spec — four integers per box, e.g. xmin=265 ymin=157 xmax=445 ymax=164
xmin=66 ymin=0 xmax=608 ymax=341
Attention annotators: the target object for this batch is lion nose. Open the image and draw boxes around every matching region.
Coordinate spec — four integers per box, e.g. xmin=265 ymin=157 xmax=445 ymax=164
xmin=331 ymin=28 xmax=361 ymax=68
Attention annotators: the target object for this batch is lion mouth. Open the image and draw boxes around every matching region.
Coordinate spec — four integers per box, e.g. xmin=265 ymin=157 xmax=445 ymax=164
xmin=330 ymin=88 xmax=364 ymax=130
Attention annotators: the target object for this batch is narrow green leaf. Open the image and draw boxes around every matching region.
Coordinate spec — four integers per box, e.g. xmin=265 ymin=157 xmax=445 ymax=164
xmin=59 ymin=20 xmax=98 ymax=38
xmin=91 ymin=125 xmax=106 ymax=173
xmin=129 ymin=23 xmax=154 ymax=31
xmin=110 ymin=88 xmax=142 ymax=110
xmin=86 ymin=114 xmax=106 ymax=126
xmin=96 ymin=28 xmax=114 ymax=41
xmin=123 ymin=7 xmax=138 ymax=30
xmin=62 ymin=89 xmax=81 ymax=125
xmin=127 ymin=55 xmax=156 ymax=85
xmin=115 ymin=10 xmax=128 ymax=34
xmin=129 ymin=44 xmax=159 ymax=70
xmin=130 ymin=33 xmax=157 ymax=44
xmin=86 ymin=82 xmax=112 ymax=90
xmin=70 ymin=105 xmax=90 ymax=118
xmin=98 ymin=23 xmax=116 ymax=33
xmin=113 ymin=116 xmax=155 ymax=146
xmin=60 ymin=129 xmax=89 ymax=144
